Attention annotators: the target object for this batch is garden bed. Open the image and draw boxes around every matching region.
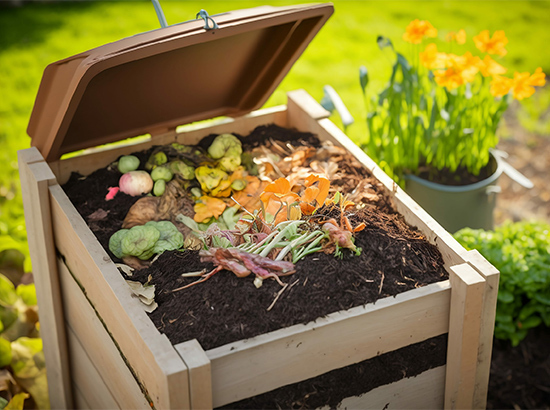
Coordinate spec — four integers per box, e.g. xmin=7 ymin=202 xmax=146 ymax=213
xmin=20 ymin=90 xmax=496 ymax=409
xmin=62 ymin=124 xmax=448 ymax=351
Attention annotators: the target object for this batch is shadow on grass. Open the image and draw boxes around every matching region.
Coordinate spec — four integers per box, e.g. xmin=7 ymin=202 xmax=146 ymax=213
xmin=0 ymin=2 xmax=101 ymax=53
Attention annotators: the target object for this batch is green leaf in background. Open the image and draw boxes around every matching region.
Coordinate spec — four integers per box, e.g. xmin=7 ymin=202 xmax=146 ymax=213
xmin=0 ymin=337 xmax=12 ymax=368
xmin=0 ymin=250 xmax=25 ymax=287
xmin=10 ymin=337 xmax=49 ymax=410
xmin=0 ymin=397 xmax=7 ymax=409
xmin=0 ymin=274 xmax=17 ymax=307
xmin=14 ymin=284 xmax=36 ymax=307
xmin=455 ymin=220 xmax=550 ymax=346
xmin=376 ymin=35 xmax=393 ymax=51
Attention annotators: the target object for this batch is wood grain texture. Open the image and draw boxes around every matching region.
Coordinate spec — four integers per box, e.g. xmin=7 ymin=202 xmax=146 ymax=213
xmin=318 ymin=365 xmax=446 ymax=410
xmin=49 ymin=184 xmax=189 ymax=409
xmin=67 ymin=327 xmax=120 ymax=409
xmin=207 ymin=280 xmax=451 ymax=407
xmin=287 ymin=89 xmax=331 ymax=132
xmin=445 ymin=263 xmax=486 ymax=410
xmin=72 ymin=387 xmax=92 ymax=410
xmin=464 ymin=250 xmax=500 ymax=409
xmin=176 ymin=340 xmax=213 ymax=410
xmin=58 ymin=258 xmax=151 ymax=409
xmin=18 ymin=150 xmax=74 ymax=409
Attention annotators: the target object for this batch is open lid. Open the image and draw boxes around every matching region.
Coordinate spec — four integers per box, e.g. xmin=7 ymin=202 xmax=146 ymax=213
xmin=28 ymin=3 xmax=333 ymax=161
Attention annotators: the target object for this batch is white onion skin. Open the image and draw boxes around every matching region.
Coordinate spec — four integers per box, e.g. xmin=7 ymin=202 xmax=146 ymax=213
xmin=119 ymin=171 xmax=153 ymax=196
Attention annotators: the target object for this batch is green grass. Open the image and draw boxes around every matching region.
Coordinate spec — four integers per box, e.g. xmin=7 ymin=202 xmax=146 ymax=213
xmin=1 ymin=0 xmax=550 ymax=269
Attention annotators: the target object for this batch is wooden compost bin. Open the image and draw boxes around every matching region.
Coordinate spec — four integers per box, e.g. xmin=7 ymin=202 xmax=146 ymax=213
xmin=18 ymin=4 xmax=499 ymax=410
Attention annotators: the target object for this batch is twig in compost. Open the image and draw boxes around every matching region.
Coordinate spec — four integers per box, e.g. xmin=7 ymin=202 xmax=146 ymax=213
xmin=267 ymin=283 xmax=288 ymax=312
xmin=267 ymin=278 xmax=300 ymax=311
xmin=378 ymin=271 xmax=385 ymax=295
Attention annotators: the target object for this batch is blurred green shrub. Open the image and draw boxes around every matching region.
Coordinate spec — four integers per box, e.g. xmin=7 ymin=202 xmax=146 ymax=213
xmin=455 ymin=221 xmax=550 ymax=346
xmin=0 ymin=249 xmax=48 ymax=409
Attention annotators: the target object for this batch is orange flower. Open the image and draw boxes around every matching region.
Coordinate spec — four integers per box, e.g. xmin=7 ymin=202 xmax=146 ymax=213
xmin=260 ymin=178 xmax=300 ymax=224
xmin=510 ymin=68 xmax=547 ymax=100
xmin=473 ymin=30 xmax=508 ymax=56
xmin=403 ymin=19 xmax=437 ymax=44
xmin=300 ymin=175 xmax=330 ymax=215
xmin=478 ymin=55 xmax=507 ymax=77
xmin=446 ymin=29 xmax=466 ymax=44
xmin=434 ymin=66 xmax=464 ymax=90
xmin=459 ymin=52 xmax=481 ymax=83
xmin=434 ymin=53 xmax=479 ymax=89
xmin=194 ymin=196 xmax=227 ymax=223
xmin=490 ymin=75 xmax=513 ymax=97
xmin=230 ymin=176 xmax=267 ymax=213
xmin=420 ymin=43 xmax=447 ymax=69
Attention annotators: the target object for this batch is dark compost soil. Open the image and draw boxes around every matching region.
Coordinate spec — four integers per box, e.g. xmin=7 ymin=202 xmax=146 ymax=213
xmin=62 ymin=124 xmax=449 ymax=405
xmin=487 ymin=326 xmax=550 ymax=410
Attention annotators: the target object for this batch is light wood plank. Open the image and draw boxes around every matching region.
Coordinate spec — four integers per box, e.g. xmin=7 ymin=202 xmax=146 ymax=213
xmin=49 ymin=184 xmax=189 ymax=409
xmin=51 ymin=106 xmax=287 ymax=184
xmin=73 ymin=387 xmax=92 ymax=410
xmin=175 ymin=340 xmax=213 ymax=410
xmin=18 ymin=152 xmax=74 ymax=410
xmin=66 ymin=326 xmax=120 ymax=409
xmin=464 ymin=250 xmax=500 ymax=409
xmin=58 ymin=258 xmax=151 ymax=409
xmin=311 ymin=117 xmax=471 ymax=271
xmin=286 ymin=89 xmax=331 ymax=132
xmin=18 ymin=146 xmax=45 ymax=165
xmin=318 ymin=365 xmax=446 ymax=410
xmin=207 ymin=280 xmax=451 ymax=408
xmin=445 ymin=263 xmax=486 ymax=410
xmin=176 ymin=105 xmax=288 ymax=145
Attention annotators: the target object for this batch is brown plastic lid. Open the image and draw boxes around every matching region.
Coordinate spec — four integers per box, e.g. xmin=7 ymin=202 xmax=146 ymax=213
xmin=27 ymin=3 xmax=333 ymax=161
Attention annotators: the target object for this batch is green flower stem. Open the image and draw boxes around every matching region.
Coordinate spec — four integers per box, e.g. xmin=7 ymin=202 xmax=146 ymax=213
xmin=259 ymin=221 xmax=304 ymax=258
xmin=276 ymin=230 xmax=325 ymax=261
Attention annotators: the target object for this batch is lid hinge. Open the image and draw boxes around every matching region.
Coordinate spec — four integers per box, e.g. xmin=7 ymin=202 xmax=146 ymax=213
xmin=196 ymin=9 xmax=219 ymax=30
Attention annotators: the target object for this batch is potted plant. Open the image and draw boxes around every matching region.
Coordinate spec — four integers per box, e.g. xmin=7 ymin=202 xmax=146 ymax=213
xmin=359 ymin=20 xmax=546 ymax=232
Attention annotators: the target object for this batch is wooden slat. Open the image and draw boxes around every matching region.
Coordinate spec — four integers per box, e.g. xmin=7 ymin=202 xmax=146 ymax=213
xmin=73 ymin=387 xmax=92 ymax=410
xmin=207 ymin=280 xmax=451 ymax=408
xmin=175 ymin=340 xmax=213 ymax=410
xmin=464 ymin=250 xmax=500 ymax=409
xmin=17 ymin=150 xmax=74 ymax=409
xmin=314 ymin=117 xmax=471 ymax=271
xmin=58 ymin=258 xmax=151 ymax=409
xmin=318 ymin=365 xmax=446 ymax=410
xmin=51 ymin=106 xmax=287 ymax=184
xmin=287 ymin=89 xmax=331 ymax=132
xmin=66 ymin=327 xmax=120 ymax=409
xmin=49 ymin=184 xmax=189 ymax=409
xmin=175 ymin=105 xmax=288 ymax=145
xmin=445 ymin=263 xmax=486 ymax=410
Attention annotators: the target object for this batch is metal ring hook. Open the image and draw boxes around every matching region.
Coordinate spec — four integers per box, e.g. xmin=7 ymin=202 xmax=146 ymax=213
xmin=196 ymin=9 xmax=219 ymax=30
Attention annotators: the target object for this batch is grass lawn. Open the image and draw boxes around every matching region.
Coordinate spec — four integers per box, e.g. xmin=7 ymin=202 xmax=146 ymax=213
xmin=1 ymin=0 xmax=550 ymax=265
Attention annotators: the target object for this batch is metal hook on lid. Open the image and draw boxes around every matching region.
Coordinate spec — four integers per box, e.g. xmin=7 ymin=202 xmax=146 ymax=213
xmin=196 ymin=9 xmax=219 ymax=30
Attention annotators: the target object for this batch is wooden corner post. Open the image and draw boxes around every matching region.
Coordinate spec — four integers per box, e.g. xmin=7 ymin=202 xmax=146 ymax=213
xmin=444 ymin=263 xmax=486 ymax=410
xmin=18 ymin=147 xmax=74 ymax=409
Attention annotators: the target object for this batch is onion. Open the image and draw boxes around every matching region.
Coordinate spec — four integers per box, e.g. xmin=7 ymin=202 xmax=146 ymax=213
xmin=119 ymin=171 xmax=153 ymax=196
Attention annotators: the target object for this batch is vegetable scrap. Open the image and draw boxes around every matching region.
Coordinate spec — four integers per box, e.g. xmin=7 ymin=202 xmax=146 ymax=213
xmin=104 ymin=131 xmax=387 ymax=297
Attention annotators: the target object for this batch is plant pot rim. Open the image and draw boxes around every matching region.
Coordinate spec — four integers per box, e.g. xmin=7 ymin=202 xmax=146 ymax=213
xmin=404 ymin=153 xmax=504 ymax=193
